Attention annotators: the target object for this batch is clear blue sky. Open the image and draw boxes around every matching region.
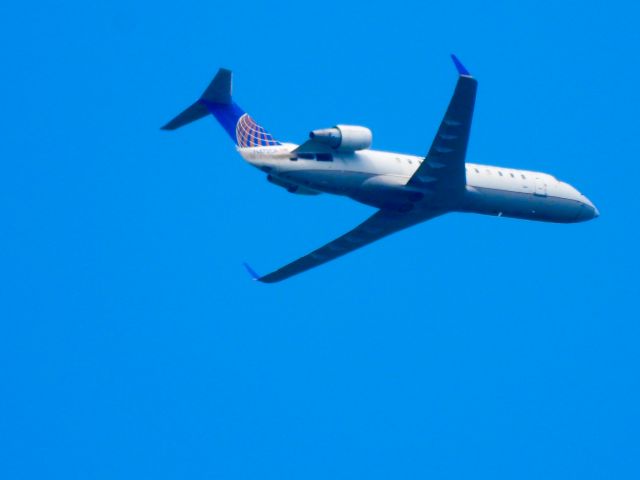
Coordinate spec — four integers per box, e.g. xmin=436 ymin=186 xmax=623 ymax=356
xmin=1 ymin=1 xmax=639 ymax=478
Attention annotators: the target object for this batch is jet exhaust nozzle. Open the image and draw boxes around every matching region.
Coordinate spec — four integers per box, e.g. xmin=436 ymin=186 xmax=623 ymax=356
xmin=309 ymin=128 xmax=342 ymax=148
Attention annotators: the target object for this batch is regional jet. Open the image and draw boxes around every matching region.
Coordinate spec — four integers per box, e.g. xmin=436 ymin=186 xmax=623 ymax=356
xmin=162 ymin=55 xmax=599 ymax=283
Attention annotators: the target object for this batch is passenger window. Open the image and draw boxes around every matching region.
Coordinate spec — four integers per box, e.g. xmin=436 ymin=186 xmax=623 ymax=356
xmin=510 ymin=173 xmax=515 ymax=178
xmin=486 ymin=169 xmax=491 ymax=175
xmin=298 ymin=153 xmax=314 ymax=160
xmin=316 ymin=153 xmax=333 ymax=162
xmin=521 ymin=174 xmax=526 ymax=179
xmin=474 ymin=168 xmax=479 ymax=173
xmin=498 ymin=171 xmax=503 ymax=176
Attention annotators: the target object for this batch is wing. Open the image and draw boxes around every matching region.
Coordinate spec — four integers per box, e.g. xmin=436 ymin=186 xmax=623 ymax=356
xmin=408 ymin=55 xmax=477 ymax=195
xmin=246 ymin=208 xmax=444 ymax=283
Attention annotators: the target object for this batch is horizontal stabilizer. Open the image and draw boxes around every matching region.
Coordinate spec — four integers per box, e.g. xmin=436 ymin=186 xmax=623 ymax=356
xmin=161 ymin=68 xmax=233 ymax=131
xmin=161 ymin=102 xmax=208 ymax=130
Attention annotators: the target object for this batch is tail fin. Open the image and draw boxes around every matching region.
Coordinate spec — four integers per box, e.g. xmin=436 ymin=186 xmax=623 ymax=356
xmin=161 ymin=68 xmax=280 ymax=147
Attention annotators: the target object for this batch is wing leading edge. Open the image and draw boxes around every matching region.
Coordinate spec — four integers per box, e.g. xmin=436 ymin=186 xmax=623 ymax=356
xmin=408 ymin=55 xmax=477 ymax=195
xmin=248 ymin=208 xmax=444 ymax=283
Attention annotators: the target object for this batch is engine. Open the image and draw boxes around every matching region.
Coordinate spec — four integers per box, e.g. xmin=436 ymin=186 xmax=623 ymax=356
xmin=309 ymin=125 xmax=372 ymax=151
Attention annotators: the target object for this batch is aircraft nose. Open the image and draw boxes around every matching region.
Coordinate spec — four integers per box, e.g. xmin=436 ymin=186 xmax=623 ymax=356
xmin=561 ymin=183 xmax=599 ymax=222
xmin=577 ymin=199 xmax=599 ymax=221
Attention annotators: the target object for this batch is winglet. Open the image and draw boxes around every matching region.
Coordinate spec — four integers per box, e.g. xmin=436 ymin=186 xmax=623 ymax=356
xmin=451 ymin=54 xmax=471 ymax=76
xmin=242 ymin=262 xmax=261 ymax=281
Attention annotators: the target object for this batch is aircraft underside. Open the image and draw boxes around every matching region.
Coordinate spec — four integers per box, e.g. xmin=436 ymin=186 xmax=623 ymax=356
xmin=269 ymin=166 xmax=595 ymax=223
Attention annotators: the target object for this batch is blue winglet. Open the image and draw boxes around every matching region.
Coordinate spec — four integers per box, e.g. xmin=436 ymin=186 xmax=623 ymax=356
xmin=242 ymin=262 xmax=261 ymax=281
xmin=451 ymin=54 xmax=471 ymax=76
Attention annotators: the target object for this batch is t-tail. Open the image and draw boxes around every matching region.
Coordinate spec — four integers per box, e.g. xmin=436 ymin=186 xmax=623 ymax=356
xmin=161 ymin=68 xmax=280 ymax=148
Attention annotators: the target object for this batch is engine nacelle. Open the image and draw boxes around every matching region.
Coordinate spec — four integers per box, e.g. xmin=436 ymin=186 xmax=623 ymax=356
xmin=309 ymin=125 xmax=372 ymax=151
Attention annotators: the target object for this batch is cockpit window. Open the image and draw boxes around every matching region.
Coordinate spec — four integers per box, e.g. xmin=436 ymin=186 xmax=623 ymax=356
xmin=316 ymin=153 xmax=333 ymax=162
xmin=298 ymin=153 xmax=314 ymax=160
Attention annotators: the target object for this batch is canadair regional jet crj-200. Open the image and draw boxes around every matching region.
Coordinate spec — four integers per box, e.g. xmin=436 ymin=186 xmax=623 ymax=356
xmin=162 ymin=55 xmax=599 ymax=283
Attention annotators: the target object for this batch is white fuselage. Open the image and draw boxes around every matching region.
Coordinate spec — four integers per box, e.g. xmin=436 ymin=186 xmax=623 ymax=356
xmin=239 ymin=144 xmax=598 ymax=223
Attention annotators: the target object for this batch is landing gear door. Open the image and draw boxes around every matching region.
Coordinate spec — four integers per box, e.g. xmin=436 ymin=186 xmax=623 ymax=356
xmin=534 ymin=176 xmax=547 ymax=197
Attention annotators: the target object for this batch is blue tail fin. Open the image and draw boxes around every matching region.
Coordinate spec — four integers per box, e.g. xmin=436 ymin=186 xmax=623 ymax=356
xmin=162 ymin=68 xmax=280 ymax=147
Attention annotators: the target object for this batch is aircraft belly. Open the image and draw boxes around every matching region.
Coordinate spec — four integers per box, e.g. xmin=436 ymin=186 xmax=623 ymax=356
xmin=279 ymin=168 xmax=373 ymax=195
xmin=278 ymin=166 xmax=419 ymax=210
xmin=464 ymin=186 xmax=583 ymax=223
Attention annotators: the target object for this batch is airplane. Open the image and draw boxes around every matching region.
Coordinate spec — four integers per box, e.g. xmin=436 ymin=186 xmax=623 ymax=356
xmin=162 ymin=55 xmax=599 ymax=283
